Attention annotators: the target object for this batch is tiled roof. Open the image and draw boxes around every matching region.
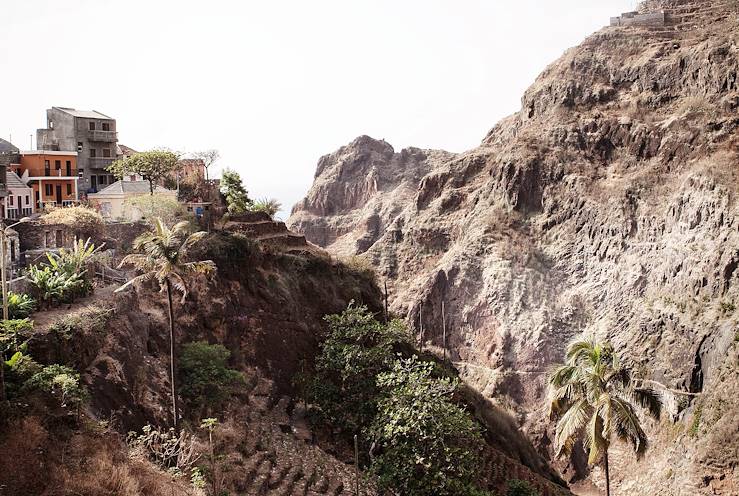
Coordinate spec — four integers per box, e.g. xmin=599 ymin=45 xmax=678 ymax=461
xmin=94 ymin=180 xmax=175 ymax=195
xmin=117 ymin=144 xmax=138 ymax=156
xmin=6 ymin=171 xmax=29 ymax=189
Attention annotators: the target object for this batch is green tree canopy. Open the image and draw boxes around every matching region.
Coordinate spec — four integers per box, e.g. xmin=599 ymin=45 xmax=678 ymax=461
xmin=309 ymin=304 xmax=409 ymax=433
xmin=180 ymin=341 xmax=243 ymax=416
xmin=220 ymin=168 xmax=252 ymax=214
xmin=369 ymin=356 xmax=485 ymax=496
xmin=108 ymin=150 xmax=180 ymax=195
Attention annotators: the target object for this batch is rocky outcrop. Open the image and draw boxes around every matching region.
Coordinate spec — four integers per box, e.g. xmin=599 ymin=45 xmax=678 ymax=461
xmin=289 ymin=1 xmax=739 ymax=494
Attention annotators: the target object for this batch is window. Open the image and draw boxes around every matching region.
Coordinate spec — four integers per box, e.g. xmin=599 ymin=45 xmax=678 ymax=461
xmin=25 ymin=196 xmax=29 ymax=205
xmin=89 ymin=121 xmax=96 ymax=131
xmin=49 ymin=120 xmax=54 ymax=129
xmin=99 ymin=175 xmax=108 ymax=185
xmin=66 ymin=184 xmax=72 ymax=195
xmin=44 ymin=160 xmax=50 ymax=175
xmin=66 ymin=161 xmax=71 ymax=176
xmin=77 ymin=142 xmax=83 ymax=151
xmin=102 ymin=122 xmax=110 ymax=131
xmin=45 ymin=184 xmax=53 ymax=196
xmin=55 ymin=160 xmax=61 ymax=170
xmin=90 ymin=148 xmax=97 ymax=158
xmin=103 ymin=148 xmax=111 ymax=158
xmin=8 ymin=196 xmax=12 ymax=206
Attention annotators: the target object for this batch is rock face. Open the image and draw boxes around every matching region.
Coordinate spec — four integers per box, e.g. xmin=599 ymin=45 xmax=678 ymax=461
xmin=289 ymin=1 xmax=739 ymax=494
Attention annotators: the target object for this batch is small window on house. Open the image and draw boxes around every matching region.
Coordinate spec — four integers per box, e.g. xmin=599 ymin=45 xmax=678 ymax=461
xmin=89 ymin=121 xmax=96 ymax=131
xmin=103 ymin=148 xmax=111 ymax=158
xmin=45 ymin=184 xmax=53 ymax=196
xmin=49 ymin=120 xmax=54 ymax=129
xmin=102 ymin=122 xmax=110 ymax=131
xmin=77 ymin=142 xmax=83 ymax=151
xmin=90 ymin=148 xmax=97 ymax=158
xmin=66 ymin=161 xmax=71 ymax=176
xmin=8 ymin=196 xmax=12 ymax=206
xmin=25 ymin=196 xmax=29 ymax=205
xmin=99 ymin=175 xmax=108 ymax=185
xmin=66 ymin=184 xmax=72 ymax=195
xmin=44 ymin=160 xmax=50 ymax=175
xmin=55 ymin=160 xmax=61 ymax=170
xmin=55 ymin=230 xmax=63 ymax=247
xmin=44 ymin=231 xmax=52 ymax=247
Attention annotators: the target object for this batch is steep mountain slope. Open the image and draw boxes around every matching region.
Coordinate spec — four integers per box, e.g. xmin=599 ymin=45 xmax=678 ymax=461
xmin=1 ymin=215 xmax=568 ymax=495
xmin=288 ymin=1 xmax=739 ymax=494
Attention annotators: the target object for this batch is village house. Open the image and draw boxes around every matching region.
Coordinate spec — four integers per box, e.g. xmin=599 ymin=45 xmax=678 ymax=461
xmin=87 ymin=180 xmax=177 ymax=221
xmin=10 ymin=150 xmax=79 ymax=210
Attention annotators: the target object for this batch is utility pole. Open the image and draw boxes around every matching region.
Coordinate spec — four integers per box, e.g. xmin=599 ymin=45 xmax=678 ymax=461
xmin=418 ymin=303 xmax=424 ymax=351
xmin=354 ymin=434 xmax=360 ymax=496
xmin=441 ymin=300 xmax=447 ymax=361
xmin=383 ymin=280 xmax=389 ymax=323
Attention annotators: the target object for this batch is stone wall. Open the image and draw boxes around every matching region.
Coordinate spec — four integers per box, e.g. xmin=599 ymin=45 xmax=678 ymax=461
xmin=610 ymin=11 xmax=666 ymax=27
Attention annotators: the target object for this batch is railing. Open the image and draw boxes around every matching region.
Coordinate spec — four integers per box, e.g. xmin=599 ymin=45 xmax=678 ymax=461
xmin=87 ymin=130 xmax=118 ymax=142
xmin=62 ymin=200 xmax=78 ymax=207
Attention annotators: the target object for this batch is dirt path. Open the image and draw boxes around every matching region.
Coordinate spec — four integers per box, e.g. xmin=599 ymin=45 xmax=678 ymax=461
xmin=31 ymin=284 xmax=117 ymax=330
xmin=570 ymin=481 xmax=603 ymax=495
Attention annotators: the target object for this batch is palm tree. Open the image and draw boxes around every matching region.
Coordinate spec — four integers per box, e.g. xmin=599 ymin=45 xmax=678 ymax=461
xmin=549 ymin=338 xmax=661 ymax=496
xmin=117 ymin=218 xmax=216 ymax=429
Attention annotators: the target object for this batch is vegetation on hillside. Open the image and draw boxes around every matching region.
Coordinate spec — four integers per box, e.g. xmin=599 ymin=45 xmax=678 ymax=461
xmin=220 ymin=168 xmax=252 ymax=214
xmin=107 ymin=149 xmax=181 ymax=195
xmin=117 ymin=218 xmax=215 ymax=429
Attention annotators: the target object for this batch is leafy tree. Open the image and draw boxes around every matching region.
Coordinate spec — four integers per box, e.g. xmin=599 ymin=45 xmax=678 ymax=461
xmin=192 ymin=149 xmax=220 ymax=181
xmin=107 ymin=149 xmax=180 ymax=195
xmin=309 ymin=304 xmax=408 ymax=433
xmin=0 ymin=320 xmax=35 ymax=403
xmin=220 ymin=169 xmax=252 ymax=214
xmin=179 ymin=342 xmax=242 ymax=415
xmin=117 ymin=219 xmax=216 ymax=429
xmin=369 ymin=356 xmax=484 ymax=496
xmin=549 ymin=338 xmax=661 ymax=496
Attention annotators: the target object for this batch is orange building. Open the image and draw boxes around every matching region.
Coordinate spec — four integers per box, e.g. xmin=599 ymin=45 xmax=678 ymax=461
xmin=12 ymin=151 xmax=80 ymax=209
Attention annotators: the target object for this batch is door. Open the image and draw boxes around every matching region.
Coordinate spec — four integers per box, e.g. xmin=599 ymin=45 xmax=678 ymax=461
xmin=56 ymin=185 xmax=63 ymax=205
xmin=91 ymin=175 xmax=97 ymax=191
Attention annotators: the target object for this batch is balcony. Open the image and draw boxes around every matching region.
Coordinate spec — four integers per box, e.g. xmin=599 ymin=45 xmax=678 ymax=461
xmin=87 ymin=130 xmax=118 ymax=142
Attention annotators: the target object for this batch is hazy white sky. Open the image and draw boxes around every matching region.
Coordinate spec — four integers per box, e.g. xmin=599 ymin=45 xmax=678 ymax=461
xmin=2 ymin=0 xmax=636 ymax=217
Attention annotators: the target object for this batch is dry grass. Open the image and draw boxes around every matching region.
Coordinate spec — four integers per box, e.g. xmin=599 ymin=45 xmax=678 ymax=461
xmin=0 ymin=416 xmax=198 ymax=496
xmin=42 ymin=205 xmax=104 ymax=232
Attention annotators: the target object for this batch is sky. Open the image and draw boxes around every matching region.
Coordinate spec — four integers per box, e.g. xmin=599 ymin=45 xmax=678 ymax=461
xmin=1 ymin=0 xmax=637 ymax=218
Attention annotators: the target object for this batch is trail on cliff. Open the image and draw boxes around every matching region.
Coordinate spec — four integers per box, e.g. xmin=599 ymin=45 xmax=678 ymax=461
xmin=288 ymin=1 xmax=739 ymax=494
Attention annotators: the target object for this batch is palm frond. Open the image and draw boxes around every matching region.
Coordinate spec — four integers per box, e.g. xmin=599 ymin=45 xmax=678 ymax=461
xmin=631 ymin=387 xmax=661 ymax=420
xmin=555 ymin=398 xmax=592 ymax=458
xmin=585 ymin=411 xmax=608 ymax=465
xmin=115 ymin=272 xmax=156 ymax=293
xmin=611 ymin=397 xmax=648 ymax=458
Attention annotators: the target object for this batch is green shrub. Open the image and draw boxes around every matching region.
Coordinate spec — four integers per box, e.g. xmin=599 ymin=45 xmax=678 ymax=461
xmin=369 ymin=356 xmax=484 ymax=496
xmin=0 ymin=292 xmax=36 ymax=319
xmin=179 ymin=341 xmax=243 ymax=416
xmin=506 ymin=479 xmax=540 ymax=496
xmin=23 ymin=363 xmax=87 ymax=409
xmin=308 ymin=304 xmax=409 ymax=433
xmin=27 ymin=265 xmax=86 ymax=307
xmin=249 ymin=197 xmax=282 ymax=218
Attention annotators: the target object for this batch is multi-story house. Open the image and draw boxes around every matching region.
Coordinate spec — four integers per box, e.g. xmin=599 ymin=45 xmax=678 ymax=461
xmin=36 ymin=107 xmax=118 ymax=194
xmin=11 ymin=151 xmax=79 ymax=210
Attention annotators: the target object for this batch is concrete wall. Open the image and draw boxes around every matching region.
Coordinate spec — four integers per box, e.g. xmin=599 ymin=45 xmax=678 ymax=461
xmin=37 ymin=108 xmax=118 ymax=194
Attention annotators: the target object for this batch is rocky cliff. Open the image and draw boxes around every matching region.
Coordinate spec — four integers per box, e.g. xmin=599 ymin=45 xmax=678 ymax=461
xmin=288 ymin=1 xmax=739 ymax=494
